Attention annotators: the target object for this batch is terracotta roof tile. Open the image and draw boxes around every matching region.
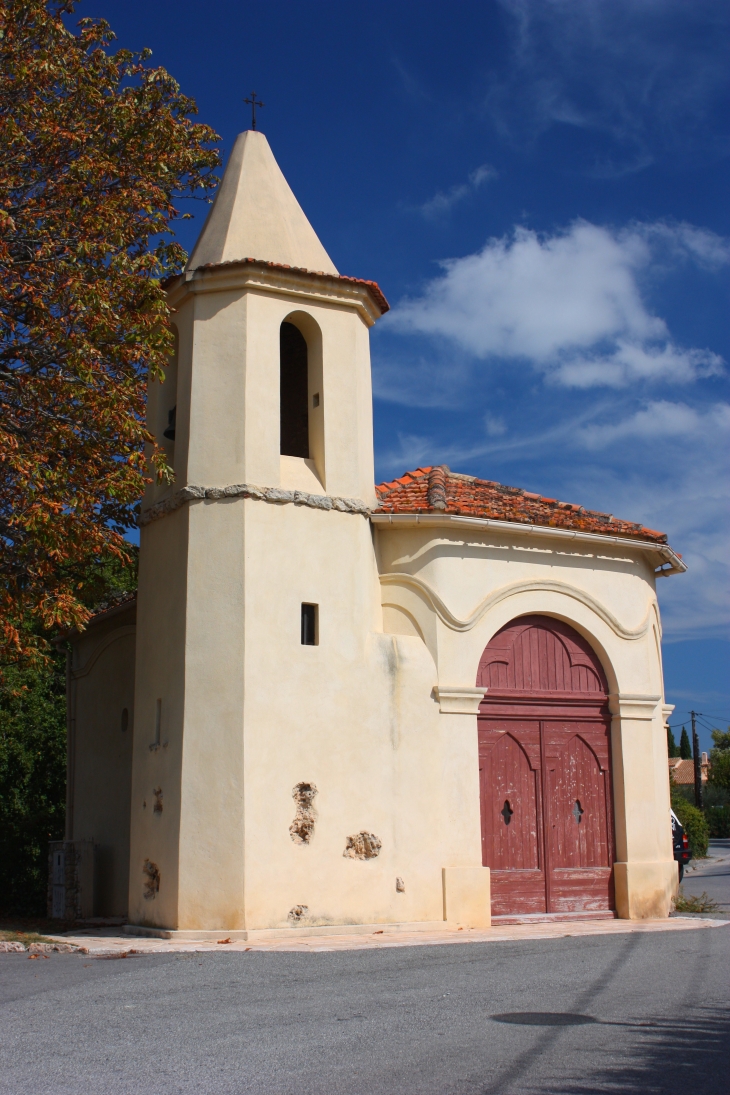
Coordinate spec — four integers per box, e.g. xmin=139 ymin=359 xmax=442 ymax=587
xmin=669 ymin=758 xmax=707 ymax=785
xmin=374 ymin=466 xmax=668 ymax=544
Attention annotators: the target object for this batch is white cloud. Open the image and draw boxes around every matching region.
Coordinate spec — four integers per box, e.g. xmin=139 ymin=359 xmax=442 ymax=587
xmin=576 ymin=400 xmax=730 ymax=448
xmin=554 ymin=342 xmax=723 ymax=389
xmin=489 ymin=0 xmax=730 ymax=170
xmin=419 ymin=164 xmax=497 ymax=219
xmin=484 ymin=414 xmax=507 ymax=437
xmin=386 ymin=220 xmax=728 ymax=387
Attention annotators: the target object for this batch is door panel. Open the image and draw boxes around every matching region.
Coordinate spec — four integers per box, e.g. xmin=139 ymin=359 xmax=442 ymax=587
xmin=477 ymin=616 xmax=615 ymax=918
xmin=479 ymin=721 xmax=546 ymax=915
xmin=543 ymin=721 xmax=614 ymax=912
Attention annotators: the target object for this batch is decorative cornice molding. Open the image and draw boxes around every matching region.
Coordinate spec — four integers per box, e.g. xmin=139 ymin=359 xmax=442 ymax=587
xmin=608 ymin=693 xmax=662 ymax=720
xmin=166 ymin=261 xmax=385 ymax=327
xmin=139 ymin=483 xmax=371 ymax=527
xmin=433 ymin=686 xmax=488 ymax=714
xmin=370 ymin=512 xmax=686 ymax=575
xmin=380 ymin=572 xmax=655 ymax=641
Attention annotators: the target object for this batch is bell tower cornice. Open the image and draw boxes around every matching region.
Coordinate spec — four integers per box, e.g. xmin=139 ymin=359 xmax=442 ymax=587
xmin=165 ymin=258 xmax=389 ymax=328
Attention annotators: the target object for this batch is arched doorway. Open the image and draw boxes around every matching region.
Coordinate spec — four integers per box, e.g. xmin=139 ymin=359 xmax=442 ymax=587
xmin=477 ymin=615 xmax=615 ymax=919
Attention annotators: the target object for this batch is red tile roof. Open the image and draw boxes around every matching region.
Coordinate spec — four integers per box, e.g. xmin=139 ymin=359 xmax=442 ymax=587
xmin=669 ymin=757 xmax=708 ymax=784
xmin=374 ymin=466 xmax=668 ymax=544
xmin=164 ymin=258 xmax=389 ymax=315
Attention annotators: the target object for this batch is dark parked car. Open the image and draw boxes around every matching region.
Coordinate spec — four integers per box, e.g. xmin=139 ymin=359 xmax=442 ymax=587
xmin=671 ymin=809 xmax=692 ymax=880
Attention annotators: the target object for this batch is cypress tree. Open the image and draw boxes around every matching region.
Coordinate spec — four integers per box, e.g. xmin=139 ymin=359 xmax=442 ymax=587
xmin=667 ymin=727 xmax=679 ymax=758
xmin=679 ymin=727 xmax=692 ymax=759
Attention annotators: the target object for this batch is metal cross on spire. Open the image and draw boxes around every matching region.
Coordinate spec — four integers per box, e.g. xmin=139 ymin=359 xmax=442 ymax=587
xmin=244 ymin=91 xmax=264 ymax=130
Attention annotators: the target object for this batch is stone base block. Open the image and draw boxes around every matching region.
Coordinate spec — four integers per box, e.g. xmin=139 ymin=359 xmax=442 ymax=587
xmin=442 ymin=867 xmax=491 ymax=929
xmin=123 ymin=921 xmax=450 ymax=942
xmin=614 ymin=860 xmax=678 ymax=920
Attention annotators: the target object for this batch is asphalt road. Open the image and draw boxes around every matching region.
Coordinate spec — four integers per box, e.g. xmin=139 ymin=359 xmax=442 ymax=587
xmin=1 ymin=927 xmax=729 ymax=1094
xmin=682 ymin=838 xmax=730 ymax=913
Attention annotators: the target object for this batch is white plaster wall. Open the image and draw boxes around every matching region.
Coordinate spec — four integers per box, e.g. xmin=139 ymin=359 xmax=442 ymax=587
xmin=69 ymin=606 xmax=136 ymax=917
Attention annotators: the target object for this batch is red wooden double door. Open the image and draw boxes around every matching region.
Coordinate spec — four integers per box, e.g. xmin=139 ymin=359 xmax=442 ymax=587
xmin=477 ymin=615 xmax=616 ymax=916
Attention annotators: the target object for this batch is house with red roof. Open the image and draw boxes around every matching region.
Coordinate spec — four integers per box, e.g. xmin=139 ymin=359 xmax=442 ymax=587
xmin=59 ymin=129 xmax=684 ymax=938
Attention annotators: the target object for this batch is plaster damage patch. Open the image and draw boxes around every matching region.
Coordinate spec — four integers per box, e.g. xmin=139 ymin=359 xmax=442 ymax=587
xmin=288 ymin=904 xmax=309 ymax=922
xmin=343 ymin=832 xmax=382 ymax=860
xmin=289 ymin=782 xmax=318 ymax=844
xmin=143 ymin=859 xmax=160 ymax=900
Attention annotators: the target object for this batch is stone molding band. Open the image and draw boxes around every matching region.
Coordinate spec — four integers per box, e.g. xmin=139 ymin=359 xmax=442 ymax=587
xmin=380 ymin=572 xmax=657 ymax=641
xmin=139 ymin=484 xmax=371 ymax=527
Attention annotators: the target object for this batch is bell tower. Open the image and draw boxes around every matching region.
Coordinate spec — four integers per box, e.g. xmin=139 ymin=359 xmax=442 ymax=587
xmin=128 ymin=130 xmax=388 ymax=932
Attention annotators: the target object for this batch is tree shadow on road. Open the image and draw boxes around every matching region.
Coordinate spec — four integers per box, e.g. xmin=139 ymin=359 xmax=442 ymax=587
xmin=537 ymin=1005 xmax=730 ymax=1095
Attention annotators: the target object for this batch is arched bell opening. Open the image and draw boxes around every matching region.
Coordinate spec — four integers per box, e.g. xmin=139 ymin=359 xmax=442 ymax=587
xmin=279 ymin=312 xmax=325 ymax=485
xmin=476 ymin=614 xmax=616 ymax=920
xmin=280 ymin=321 xmax=309 ymax=458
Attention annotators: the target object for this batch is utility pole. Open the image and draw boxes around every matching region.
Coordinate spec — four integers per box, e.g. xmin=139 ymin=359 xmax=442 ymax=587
xmin=691 ymin=710 xmax=703 ymax=809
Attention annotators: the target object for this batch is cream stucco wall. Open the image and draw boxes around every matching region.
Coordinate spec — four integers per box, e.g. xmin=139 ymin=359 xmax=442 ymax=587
xmin=376 ymin=519 xmax=676 ymax=919
xmin=67 ymin=602 xmax=136 ymax=917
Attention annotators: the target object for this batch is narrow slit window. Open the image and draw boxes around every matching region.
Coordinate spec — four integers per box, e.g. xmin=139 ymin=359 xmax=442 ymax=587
xmin=121 ymin=708 xmax=129 ymax=733
xmin=301 ymin=603 xmax=318 ymax=646
xmin=280 ymin=322 xmax=309 ymax=458
xmin=153 ymin=699 xmax=162 ymax=749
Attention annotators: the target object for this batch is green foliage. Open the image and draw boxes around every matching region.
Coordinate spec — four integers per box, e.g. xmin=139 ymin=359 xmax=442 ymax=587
xmin=679 ymin=727 xmax=692 ymax=759
xmin=673 ymin=889 xmax=719 ymax=914
xmin=709 ymin=752 xmax=730 ymax=792
xmin=0 ymin=0 xmax=219 ymax=663
xmin=710 ymin=727 xmax=730 ymax=751
xmin=709 ymin=727 xmax=730 ymax=792
xmin=0 ymin=653 xmax=66 ymax=915
xmin=671 ymin=788 xmax=710 ymax=858
xmin=672 ymin=784 xmax=694 ymax=805
xmin=0 ymin=549 xmax=136 ymax=916
xmin=703 ymin=782 xmax=730 ymax=808
xmin=667 ymin=727 xmax=679 ymax=758
xmin=706 ymin=805 xmax=730 ymax=838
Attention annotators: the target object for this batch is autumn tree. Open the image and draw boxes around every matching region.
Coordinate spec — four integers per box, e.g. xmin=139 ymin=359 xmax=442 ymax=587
xmin=0 ymin=0 xmax=219 ymax=663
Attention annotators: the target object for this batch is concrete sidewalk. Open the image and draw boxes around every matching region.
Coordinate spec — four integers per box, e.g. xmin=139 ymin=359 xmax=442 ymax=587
xmin=45 ymin=913 xmax=729 ymax=956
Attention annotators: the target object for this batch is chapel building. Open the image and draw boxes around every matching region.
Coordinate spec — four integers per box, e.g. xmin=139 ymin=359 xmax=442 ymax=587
xmin=58 ymin=129 xmax=685 ymax=938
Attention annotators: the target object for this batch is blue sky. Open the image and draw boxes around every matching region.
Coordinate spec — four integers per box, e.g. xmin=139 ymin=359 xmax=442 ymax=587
xmin=83 ymin=0 xmax=729 ymax=748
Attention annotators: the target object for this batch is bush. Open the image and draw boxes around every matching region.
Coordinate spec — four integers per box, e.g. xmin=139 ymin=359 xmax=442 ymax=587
xmin=709 ymin=750 xmax=730 ymax=792
xmin=671 ymin=791 xmax=710 ymax=858
xmin=0 ymin=655 xmax=67 ymax=915
xmin=706 ymin=805 xmax=730 ymax=838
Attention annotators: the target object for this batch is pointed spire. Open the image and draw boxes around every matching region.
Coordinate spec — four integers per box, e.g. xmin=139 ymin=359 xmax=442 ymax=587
xmin=187 ymin=131 xmax=338 ymax=275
